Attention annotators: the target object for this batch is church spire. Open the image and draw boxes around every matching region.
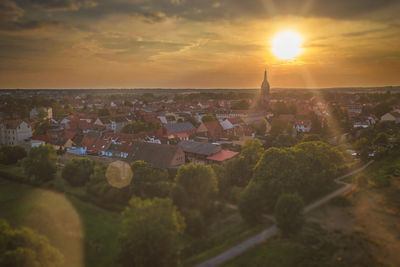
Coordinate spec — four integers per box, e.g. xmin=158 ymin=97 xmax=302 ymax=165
xmin=261 ymin=68 xmax=270 ymax=105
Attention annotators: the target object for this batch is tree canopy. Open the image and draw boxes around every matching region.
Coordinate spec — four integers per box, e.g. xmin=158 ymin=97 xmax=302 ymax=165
xmin=239 ymin=141 xmax=344 ymax=222
xmin=62 ymin=157 xmax=96 ymax=187
xmin=130 ymin=161 xmax=171 ymax=199
xmin=86 ymin=165 xmax=132 ymax=205
xmin=240 ymin=138 xmax=264 ymax=165
xmin=0 ymin=146 xmax=26 ymax=165
xmin=201 ymin=114 xmax=218 ymax=123
xmin=173 ymin=163 xmax=218 ymax=212
xmin=22 ymin=144 xmax=57 ymax=182
xmin=274 ymin=193 xmax=305 ymax=236
xmin=118 ymin=198 xmax=185 ymax=267
xmin=121 ymin=121 xmax=160 ymax=134
xmin=0 ymin=219 xmax=64 ymax=267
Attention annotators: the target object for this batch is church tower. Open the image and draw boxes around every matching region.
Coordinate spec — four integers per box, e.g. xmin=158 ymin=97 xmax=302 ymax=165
xmin=260 ymin=69 xmax=270 ymax=104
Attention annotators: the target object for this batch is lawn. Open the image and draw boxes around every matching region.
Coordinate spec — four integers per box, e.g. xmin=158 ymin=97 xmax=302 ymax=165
xmin=0 ymin=178 xmax=122 ymax=267
xmin=221 ymin=240 xmax=304 ymax=267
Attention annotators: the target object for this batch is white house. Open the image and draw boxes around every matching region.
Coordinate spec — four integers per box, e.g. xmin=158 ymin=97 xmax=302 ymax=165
xmin=0 ymin=120 xmax=32 ymax=146
xmin=381 ymin=111 xmax=400 ymax=123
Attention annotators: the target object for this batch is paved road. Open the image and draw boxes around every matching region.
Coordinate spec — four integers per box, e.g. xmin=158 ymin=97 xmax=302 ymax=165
xmin=197 ymin=160 xmax=374 ymax=267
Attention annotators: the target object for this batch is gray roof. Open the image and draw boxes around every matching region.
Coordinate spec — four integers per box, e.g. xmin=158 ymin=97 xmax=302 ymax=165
xmin=106 ymin=143 xmax=122 ymax=154
xmin=165 ymin=122 xmax=195 ymax=133
xmin=127 ymin=142 xmax=182 ymax=169
xmin=178 ymin=140 xmax=221 ymax=156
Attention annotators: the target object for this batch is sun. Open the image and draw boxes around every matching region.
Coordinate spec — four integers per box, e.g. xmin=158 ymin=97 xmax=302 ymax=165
xmin=272 ymin=30 xmax=303 ymax=60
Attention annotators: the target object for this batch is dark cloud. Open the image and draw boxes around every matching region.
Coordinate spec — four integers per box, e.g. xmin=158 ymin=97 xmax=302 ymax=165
xmin=67 ymin=0 xmax=399 ymax=22
xmin=2 ymin=0 xmax=399 ymax=31
xmin=16 ymin=0 xmax=97 ymax=11
xmin=131 ymin=11 xmax=167 ymax=24
xmin=0 ymin=0 xmax=59 ymax=30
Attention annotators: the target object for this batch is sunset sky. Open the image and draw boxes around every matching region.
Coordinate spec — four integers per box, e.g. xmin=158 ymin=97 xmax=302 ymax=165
xmin=1 ymin=0 xmax=400 ymax=89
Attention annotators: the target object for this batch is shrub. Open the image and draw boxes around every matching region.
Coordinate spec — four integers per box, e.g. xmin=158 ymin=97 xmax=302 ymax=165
xmin=0 ymin=146 xmax=26 ymax=165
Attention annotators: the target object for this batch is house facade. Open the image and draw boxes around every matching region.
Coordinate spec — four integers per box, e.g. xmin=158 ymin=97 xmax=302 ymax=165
xmin=0 ymin=120 xmax=32 ymax=146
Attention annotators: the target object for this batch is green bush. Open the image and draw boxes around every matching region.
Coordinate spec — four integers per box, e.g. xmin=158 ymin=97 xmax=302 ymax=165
xmin=0 ymin=146 xmax=26 ymax=165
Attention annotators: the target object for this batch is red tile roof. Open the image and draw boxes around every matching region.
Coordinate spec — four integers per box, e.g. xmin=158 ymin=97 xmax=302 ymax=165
xmin=206 ymin=149 xmax=239 ymax=162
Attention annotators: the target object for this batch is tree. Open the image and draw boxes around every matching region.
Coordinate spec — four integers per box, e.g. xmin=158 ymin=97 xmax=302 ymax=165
xmin=373 ymin=102 xmax=392 ymax=117
xmin=173 ymin=163 xmax=218 ymax=212
xmin=252 ymin=147 xmax=300 ymax=210
xmin=211 ymin=164 xmax=227 ymax=193
xmin=87 ymin=165 xmax=132 ymax=205
xmin=354 ymin=137 xmax=370 ymax=161
xmin=240 ymin=138 xmax=264 ymax=165
xmin=62 ymin=158 xmax=95 ymax=187
xmin=37 ymin=108 xmax=48 ymax=121
xmin=0 ymin=146 xmax=26 ymax=165
xmin=121 ymin=121 xmax=160 ymax=134
xmin=244 ymin=141 xmax=344 ymax=215
xmin=274 ymin=193 xmax=304 ymax=236
xmin=225 ymin=157 xmax=252 ymax=187
xmin=301 ymin=134 xmax=321 ymax=142
xmin=0 ymin=219 xmax=64 ymax=267
xmin=372 ymin=132 xmax=389 ymax=147
xmin=270 ymin=119 xmax=288 ymax=136
xmin=273 ymin=102 xmax=289 ymax=116
xmin=22 ymin=144 xmax=57 ymax=182
xmin=309 ymin=112 xmax=323 ymax=134
xmin=251 ymin=119 xmax=267 ymax=136
xmin=118 ymin=198 xmax=185 ymax=267
xmin=130 ymin=161 xmax=171 ymax=199
xmin=33 ymin=121 xmax=50 ymax=136
xmin=238 ymin=183 xmax=266 ymax=225
xmin=201 ymin=114 xmax=217 ymax=123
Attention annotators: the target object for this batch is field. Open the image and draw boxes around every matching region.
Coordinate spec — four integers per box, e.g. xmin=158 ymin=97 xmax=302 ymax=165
xmin=0 ymin=178 xmax=122 ymax=267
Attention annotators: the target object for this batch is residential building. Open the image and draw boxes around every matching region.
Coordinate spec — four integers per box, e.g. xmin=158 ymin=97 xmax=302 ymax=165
xmin=126 ymin=142 xmax=185 ymax=169
xmin=0 ymin=120 xmax=32 ymax=146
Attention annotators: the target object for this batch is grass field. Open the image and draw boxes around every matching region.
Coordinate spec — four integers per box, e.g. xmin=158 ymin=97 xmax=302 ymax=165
xmin=0 ymin=178 xmax=122 ymax=267
xmin=221 ymin=240 xmax=304 ymax=267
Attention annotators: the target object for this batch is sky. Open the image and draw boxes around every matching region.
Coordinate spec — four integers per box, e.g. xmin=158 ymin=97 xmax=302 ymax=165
xmin=1 ymin=0 xmax=400 ymax=89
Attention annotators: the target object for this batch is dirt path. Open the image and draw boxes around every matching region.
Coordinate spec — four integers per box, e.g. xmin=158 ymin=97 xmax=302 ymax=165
xmin=197 ymin=161 xmax=374 ymax=267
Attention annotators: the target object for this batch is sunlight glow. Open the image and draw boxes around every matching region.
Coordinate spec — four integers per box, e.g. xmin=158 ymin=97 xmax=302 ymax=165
xmin=272 ymin=31 xmax=303 ymax=60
